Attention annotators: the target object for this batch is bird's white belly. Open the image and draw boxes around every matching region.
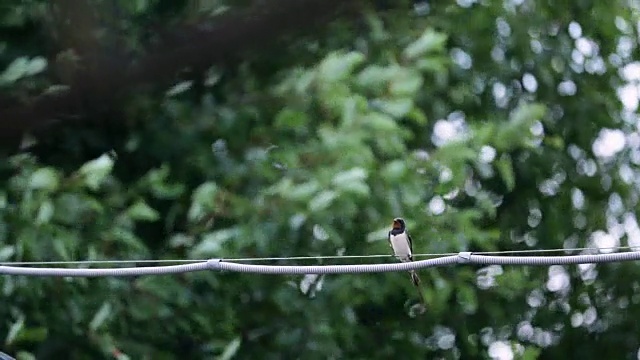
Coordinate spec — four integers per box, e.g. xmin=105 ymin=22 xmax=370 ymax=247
xmin=390 ymin=233 xmax=412 ymax=262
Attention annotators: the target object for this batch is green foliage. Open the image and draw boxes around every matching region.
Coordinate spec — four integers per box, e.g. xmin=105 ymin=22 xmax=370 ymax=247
xmin=0 ymin=56 xmax=47 ymax=86
xmin=1 ymin=0 xmax=640 ymax=359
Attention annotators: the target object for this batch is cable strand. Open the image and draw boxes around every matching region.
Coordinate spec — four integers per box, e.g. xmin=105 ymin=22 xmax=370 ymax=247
xmin=1 ymin=245 xmax=634 ymax=266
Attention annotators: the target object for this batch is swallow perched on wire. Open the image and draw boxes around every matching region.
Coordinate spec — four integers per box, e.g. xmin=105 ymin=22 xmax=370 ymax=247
xmin=388 ymin=217 xmax=422 ymax=288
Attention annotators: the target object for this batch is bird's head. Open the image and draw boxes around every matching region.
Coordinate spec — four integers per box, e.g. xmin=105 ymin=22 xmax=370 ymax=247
xmin=392 ymin=218 xmax=406 ymax=231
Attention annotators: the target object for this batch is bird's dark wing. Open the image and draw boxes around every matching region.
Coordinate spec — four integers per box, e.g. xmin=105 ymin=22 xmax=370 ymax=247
xmin=407 ymin=232 xmax=413 ymax=252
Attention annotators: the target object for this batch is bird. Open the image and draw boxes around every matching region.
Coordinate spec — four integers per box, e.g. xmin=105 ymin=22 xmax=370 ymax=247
xmin=388 ymin=217 xmax=421 ymax=288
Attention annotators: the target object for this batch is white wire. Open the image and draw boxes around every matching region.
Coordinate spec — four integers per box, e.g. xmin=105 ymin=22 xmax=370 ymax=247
xmin=0 ymin=351 xmax=15 ymax=360
xmin=0 ymin=262 xmax=211 ymax=277
xmin=0 ymin=259 xmax=203 ymax=266
xmin=1 ymin=249 xmax=640 ymax=277
xmin=473 ymin=246 xmax=640 ymax=255
xmin=212 ymin=251 xmax=640 ymax=275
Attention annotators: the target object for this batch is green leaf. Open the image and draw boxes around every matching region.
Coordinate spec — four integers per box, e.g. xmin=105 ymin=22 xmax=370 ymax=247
xmin=374 ymin=135 xmax=408 ymax=156
xmin=510 ymin=103 xmax=546 ymax=126
xmin=407 ymin=108 xmax=428 ymax=125
xmin=111 ymin=228 xmax=147 ymax=252
xmin=457 ymin=285 xmax=478 ymax=314
xmin=403 ymin=29 xmax=447 ymax=60
xmin=78 ymin=153 xmax=115 ymax=191
xmin=29 ymin=167 xmax=60 ymax=192
xmin=142 ymin=165 xmax=185 ymax=199
xmin=135 ymin=277 xmax=184 ymax=302
xmin=366 ymin=228 xmax=389 ymax=243
xmin=15 ymin=351 xmax=37 ymax=360
xmin=309 ymin=190 xmax=337 ymax=211
xmin=388 ymin=69 xmax=423 ymax=96
xmin=285 ymin=181 xmax=320 ymax=201
xmin=53 ymin=237 xmax=71 ymax=260
xmin=521 ymin=346 xmax=542 ymax=360
xmin=362 ymin=112 xmax=399 ymax=132
xmin=115 ymin=352 xmax=131 ymax=360
xmin=415 ymin=57 xmax=448 ymax=73
xmin=317 ymin=51 xmax=365 ymax=83
xmin=169 ymin=233 xmax=195 ymax=248
xmin=471 ymin=122 xmax=497 ymax=145
xmin=53 ymin=193 xmax=103 ymax=225
xmin=219 ymin=337 xmax=242 ymax=360
xmin=544 ymin=135 xmax=565 ymax=149
xmin=0 ymin=245 xmax=15 ymax=261
xmin=24 ymin=56 xmax=47 ymax=76
xmin=381 ymin=160 xmax=408 ymax=181
xmin=341 ymin=96 xmax=359 ymax=127
xmin=337 ymin=181 xmax=370 ymax=197
xmin=495 ymin=154 xmax=516 ymax=191
xmin=5 ymin=316 xmax=24 ymax=345
xmin=188 ymin=182 xmax=219 ymax=222
xmin=127 ymin=200 xmax=160 ymax=222
xmin=275 ymin=108 xmax=310 ymax=129
xmin=356 ymin=65 xmax=395 ymax=92
xmin=275 ymin=69 xmax=315 ymax=96
xmin=14 ymin=327 xmax=48 ymax=343
xmin=374 ymin=98 xmax=414 ymax=118
xmin=35 ymin=200 xmax=54 ymax=224
xmin=433 ymin=142 xmax=477 ymax=163
xmin=166 ymin=80 xmax=193 ymax=97
xmin=191 ymin=228 xmax=241 ymax=257
xmin=0 ymin=57 xmax=29 ymax=84
xmin=317 ymin=83 xmax=351 ymax=114
xmin=89 ymin=302 xmax=112 ymax=331
xmin=333 ymin=168 xmax=371 ymax=196
xmin=119 ymin=0 xmax=149 ymax=13
xmin=332 ymin=168 xmax=368 ymax=187
xmin=493 ymin=103 xmax=547 ymax=150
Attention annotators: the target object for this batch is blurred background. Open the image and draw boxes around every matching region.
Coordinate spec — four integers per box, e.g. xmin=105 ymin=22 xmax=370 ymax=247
xmin=1 ymin=0 xmax=640 ymax=358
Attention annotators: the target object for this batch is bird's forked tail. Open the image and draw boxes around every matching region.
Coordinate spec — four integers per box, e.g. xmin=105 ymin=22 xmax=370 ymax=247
xmin=409 ymin=270 xmax=427 ymax=309
xmin=410 ymin=270 xmax=421 ymax=287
